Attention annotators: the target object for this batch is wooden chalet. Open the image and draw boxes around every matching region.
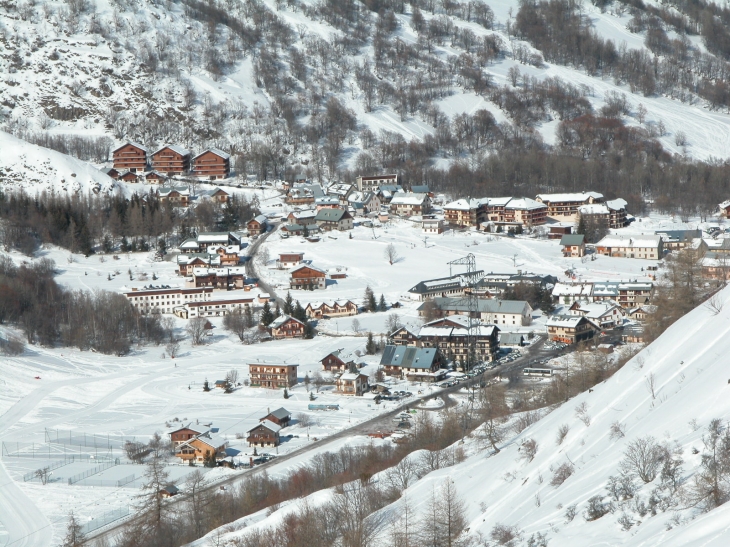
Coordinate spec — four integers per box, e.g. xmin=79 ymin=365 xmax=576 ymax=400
xmin=278 ymin=252 xmax=304 ymax=268
xmin=560 ymin=234 xmax=586 ymax=257
xmin=269 ymin=315 xmax=306 ymax=339
xmin=119 ymin=171 xmax=140 ymax=183
xmin=159 ymin=485 xmax=179 ymax=498
xmin=246 ymin=420 xmax=281 ymax=447
xmin=210 ymin=187 xmax=230 ymax=203
xmin=159 ymin=186 xmax=190 ymax=206
xmin=247 ymin=215 xmax=268 ymax=236
xmin=379 ymin=346 xmax=445 ymax=381
xmin=112 ymin=142 xmax=147 ymax=172
xmin=175 ymin=433 xmax=228 ymax=463
xmin=248 ymin=363 xmax=298 ymax=388
xmin=335 ymin=373 xmax=369 ymax=396
xmin=305 ymin=300 xmax=357 ymax=318
xmin=259 ymin=407 xmax=291 ymax=426
xmin=144 ymin=171 xmax=166 ymax=184
xmin=546 ymin=315 xmax=598 ymax=344
xmin=151 ymin=145 xmax=191 ymax=175
xmin=169 ymin=425 xmax=206 ymax=446
xmin=101 ymin=167 xmax=120 ymax=180
xmin=320 ymin=350 xmax=356 ymax=372
xmin=192 ymin=148 xmax=230 ymax=179
xmin=290 ymin=265 xmax=326 ymax=290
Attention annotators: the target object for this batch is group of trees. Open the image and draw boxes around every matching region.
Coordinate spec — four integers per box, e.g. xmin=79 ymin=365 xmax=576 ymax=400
xmin=0 ymin=189 xmax=259 ymax=256
xmin=0 ymin=256 xmax=169 ymax=354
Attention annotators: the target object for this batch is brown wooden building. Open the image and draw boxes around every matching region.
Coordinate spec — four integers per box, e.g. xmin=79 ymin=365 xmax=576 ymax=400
xmin=119 ymin=171 xmax=139 ymax=183
xmin=546 ymin=315 xmax=598 ymax=344
xmin=248 ymin=363 xmax=298 ymax=388
xmin=335 ymin=373 xmax=369 ymax=396
xmin=175 ymin=434 xmax=228 ymax=463
xmin=290 ymin=265 xmax=326 ymax=290
xmin=192 ymin=149 xmax=230 ymax=179
xmin=269 ymin=315 xmax=306 ymax=339
xmin=169 ymin=425 xmax=205 ymax=446
xmin=320 ymin=350 xmax=356 ymax=372
xmin=246 ymin=421 xmax=281 ymax=447
xmin=259 ymin=407 xmax=291 ymax=426
xmin=247 ymin=215 xmax=268 ymax=236
xmin=151 ymin=145 xmax=191 ymax=175
xmin=112 ymin=142 xmax=147 ymax=172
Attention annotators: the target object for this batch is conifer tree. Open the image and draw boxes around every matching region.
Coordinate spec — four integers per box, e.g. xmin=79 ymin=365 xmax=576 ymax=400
xmin=260 ymin=301 xmax=274 ymax=326
xmin=366 ymin=332 xmax=377 ymax=355
xmin=379 ymin=294 xmax=387 ymax=311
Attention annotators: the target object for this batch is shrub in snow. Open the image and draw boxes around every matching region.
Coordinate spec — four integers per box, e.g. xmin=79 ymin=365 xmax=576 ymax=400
xmin=520 ymin=439 xmax=538 ymax=463
xmin=609 ymin=421 xmax=626 ymax=440
xmin=490 ymin=523 xmax=522 ymax=546
xmin=550 ymin=462 xmax=574 ymax=487
xmin=620 ymin=436 xmax=664 ymax=483
xmin=564 ymin=504 xmax=577 ymax=523
xmin=584 ymin=495 xmax=612 ymax=521
xmin=555 ymin=424 xmax=569 ymax=446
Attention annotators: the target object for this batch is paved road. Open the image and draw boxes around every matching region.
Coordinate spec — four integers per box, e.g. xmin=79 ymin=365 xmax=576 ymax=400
xmin=244 ymin=223 xmax=283 ymax=307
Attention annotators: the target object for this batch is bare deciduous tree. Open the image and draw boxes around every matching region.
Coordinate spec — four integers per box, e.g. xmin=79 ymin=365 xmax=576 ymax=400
xmin=620 ymin=436 xmax=664 ymax=483
xmin=384 ymin=243 xmax=399 ymax=265
xmin=186 ymin=317 xmax=207 ymax=345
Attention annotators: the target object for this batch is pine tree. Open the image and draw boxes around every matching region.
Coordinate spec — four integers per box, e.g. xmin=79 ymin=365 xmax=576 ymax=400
xmin=203 ymin=379 xmax=210 ymax=392
xmin=244 ymin=305 xmax=254 ymax=328
xmin=576 ymin=215 xmax=587 ymax=237
xmin=539 ymin=287 xmax=555 ymax=314
xmin=303 ymin=224 xmax=309 ymax=237
xmin=284 ymin=291 xmax=294 ymax=315
xmin=62 ymin=512 xmax=85 ymax=547
xmin=366 ymin=332 xmax=376 ymax=355
xmin=378 ymin=294 xmax=387 ymax=311
xmin=364 ymin=286 xmax=377 ymax=312
xmin=102 ymin=234 xmax=113 ymax=254
xmin=309 ymin=391 xmax=315 ymax=401
xmin=283 ymin=388 xmax=289 ymax=399
xmin=260 ymin=302 xmax=274 ymax=326
xmin=275 ymin=302 xmax=281 ymax=318
xmin=303 ymin=321 xmax=315 ymax=339
xmin=293 ymin=301 xmax=307 ymax=322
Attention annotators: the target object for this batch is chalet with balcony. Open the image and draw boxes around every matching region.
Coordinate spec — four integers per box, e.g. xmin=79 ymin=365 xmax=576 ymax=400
xmin=535 ymin=192 xmax=604 ymax=221
xmin=335 ymin=373 xmax=369 ymax=396
xmin=248 ymin=363 xmax=298 ymax=388
xmin=269 ymin=315 xmax=306 ymax=339
xmin=320 ymin=350 xmax=356 ymax=372
xmin=169 ymin=425 xmax=206 ymax=446
xmin=356 ymin=173 xmax=399 ymax=192
xmin=246 ymin=421 xmax=281 ymax=447
xmin=315 ymin=208 xmax=354 ymax=231
xmin=546 ymin=315 xmax=598 ymax=344
xmin=247 ymin=215 xmax=268 ymax=236
xmin=578 ymin=198 xmax=629 ymax=229
xmin=560 ymin=234 xmax=586 ymax=257
xmin=389 ymin=193 xmax=431 ymax=217
xmin=151 ymin=145 xmax=191 ymax=175
xmin=112 ymin=142 xmax=147 ymax=172
xmin=379 ymin=346 xmax=444 ymax=381
xmin=192 ymin=148 xmax=230 ymax=179
xmin=158 ymin=186 xmax=190 ymax=206
xmin=291 ymin=265 xmax=326 ymax=290
xmin=595 ymin=234 xmax=663 ymax=259
xmin=175 ymin=432 xmax=228 ymax=463
xmin=305 ymin=300 xmax=357 ymax=318
xmin=278 ymin=252 xmax=304 ymax=268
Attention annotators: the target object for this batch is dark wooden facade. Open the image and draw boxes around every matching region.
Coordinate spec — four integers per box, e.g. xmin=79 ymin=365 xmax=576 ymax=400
xmin=192 ymin=149 xmax=230 ymax=179
xmin=113 ymin=142 xmax=147 ymax=172
xmin=249 ymin=364 xmax=298 ymax=388
xmin=151 ymin=146 xmax=191 ymax=175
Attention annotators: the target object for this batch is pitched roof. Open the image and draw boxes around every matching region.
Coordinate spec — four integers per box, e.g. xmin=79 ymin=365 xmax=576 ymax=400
xmin=152 ymin=144 xmax=190 ymax=157
xmin=505 ymin=197 xmax=546 ymax=210
xmin=546 ymin=314 xmax=596 ymax=328
xmin=251 ymin=420 xmax=282 ymax=434
xmin=113 ymin=141 xmax=147 ymax=153
xmin=379 ymin=346 xmax=440 ymax=369
xmin=266 ymin=407 xmax=291 ymax=420
xmin=315 ymin=208 xmax=351 ymax=222
xmin=500 ymin=333 xmax=525 ymax=345
xmin=411 ymin=185 xmax=430 ymax=193
xmin=596 ymin=234 xmax=662 ymax=248
xmin=193 ymin=148 xmax=230 ymax=161
xmin=418 ymin=297 xmax=529 ymax=315
xmin=291 ymin=264 xmax=326 ymax=276
xmin=390 ymin=193 xmax=429 ymax=206
xmin=269 ymin=314 xmax=305 ymax=329
xmin=560 ymin=234 xmax=585 ymax=246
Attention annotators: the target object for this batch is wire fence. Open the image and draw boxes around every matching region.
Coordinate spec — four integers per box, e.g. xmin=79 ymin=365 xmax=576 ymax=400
xmin=67 ymin=460 xmax=119 ymax=485
xmin=22 ymin=457 xmax=76 ymax=481
xmin=45 ymin=429 xmax=128 ymax=449
xmin=77 ymin=474 xmax=137 ymax=488
xmin=80 ymin=506 xmax=130 ymax=535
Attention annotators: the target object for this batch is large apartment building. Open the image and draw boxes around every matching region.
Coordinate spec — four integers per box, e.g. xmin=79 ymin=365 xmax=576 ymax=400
xmin=125 ymin=287 xmax=214 ymax=314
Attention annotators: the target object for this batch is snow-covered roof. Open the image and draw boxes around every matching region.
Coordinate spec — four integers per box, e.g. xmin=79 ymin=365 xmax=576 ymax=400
xmin=266 ymin=407 xmax=291 ymax=420
xmin=339 ymin=372 xmax=365 ymax=381
xmin=197 ymin=232 xmax=231 ymax=243
xmin=290 ymin=209 xmax=317 ymax=219
xmin=536 ymin=192 xmax=603 ymax=203
xmin=180 ymin=238 xmax=200 ymax=249
xmin=194 ymin=434 xmax=228 ymax=449
xmin=291 ymin=264 xmax=327 ymax=275
xmin=251 ymin=420 xmax=281 ymax=434
xmin=269 ymin=314 xmax=304 ymax=329
xmin=552 ymin=283 xmax=593 ymax=297
xmin=152 ymin=144 xmax=190 ymax=157
xmin=250 ymin=214 xmax=268 ymax=224
xmin=444 ymin=198 xmax=485 ymax=211
xmin=113 ymin=141 xmax=147 ymax=153
xmin=718 ymin=200 xmax=730 ymax=209
xmin=546 ymin=315 xmax=589 ymax=328
xmin=390 ymin=193 xmax=429 ymax=205
xmin=596 ymin=234 xmax=662 ymax=248
xmin=505 ymin=197 xmax=545 ymax=210
xmin=606 ymin=198 xmax=627 ymax=210
xmin=575 ymin=302 xmax=622 ymax=319
xmin=193 ymin=148 xmax=230 ymax=160
xmin=579 ymin=204 xmax=610 ymax=215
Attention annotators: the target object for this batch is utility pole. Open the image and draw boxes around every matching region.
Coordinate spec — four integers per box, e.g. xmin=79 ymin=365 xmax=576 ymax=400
xmin=448 ymin=253 xmax=480 ymax=372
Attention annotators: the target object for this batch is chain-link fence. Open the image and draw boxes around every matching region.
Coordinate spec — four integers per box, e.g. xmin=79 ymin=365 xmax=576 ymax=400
xmin=80 ymin=506 xmax=130 ymax=535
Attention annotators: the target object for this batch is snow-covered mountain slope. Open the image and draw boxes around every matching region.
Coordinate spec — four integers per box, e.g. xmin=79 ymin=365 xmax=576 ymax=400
xmin=389 ymin=284 xmax=730 ymax=546
xmin=2 ymin=0 xmax=730 ymax=168
xmin=0 ymin=130 xmax=118 ymax=195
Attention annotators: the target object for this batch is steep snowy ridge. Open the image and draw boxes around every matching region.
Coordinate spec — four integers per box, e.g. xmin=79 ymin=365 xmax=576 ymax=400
xmin=0 ymin=130 xmax=120 ymax=196
xmin=388 ymin=284 xmax=730 ymax=546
